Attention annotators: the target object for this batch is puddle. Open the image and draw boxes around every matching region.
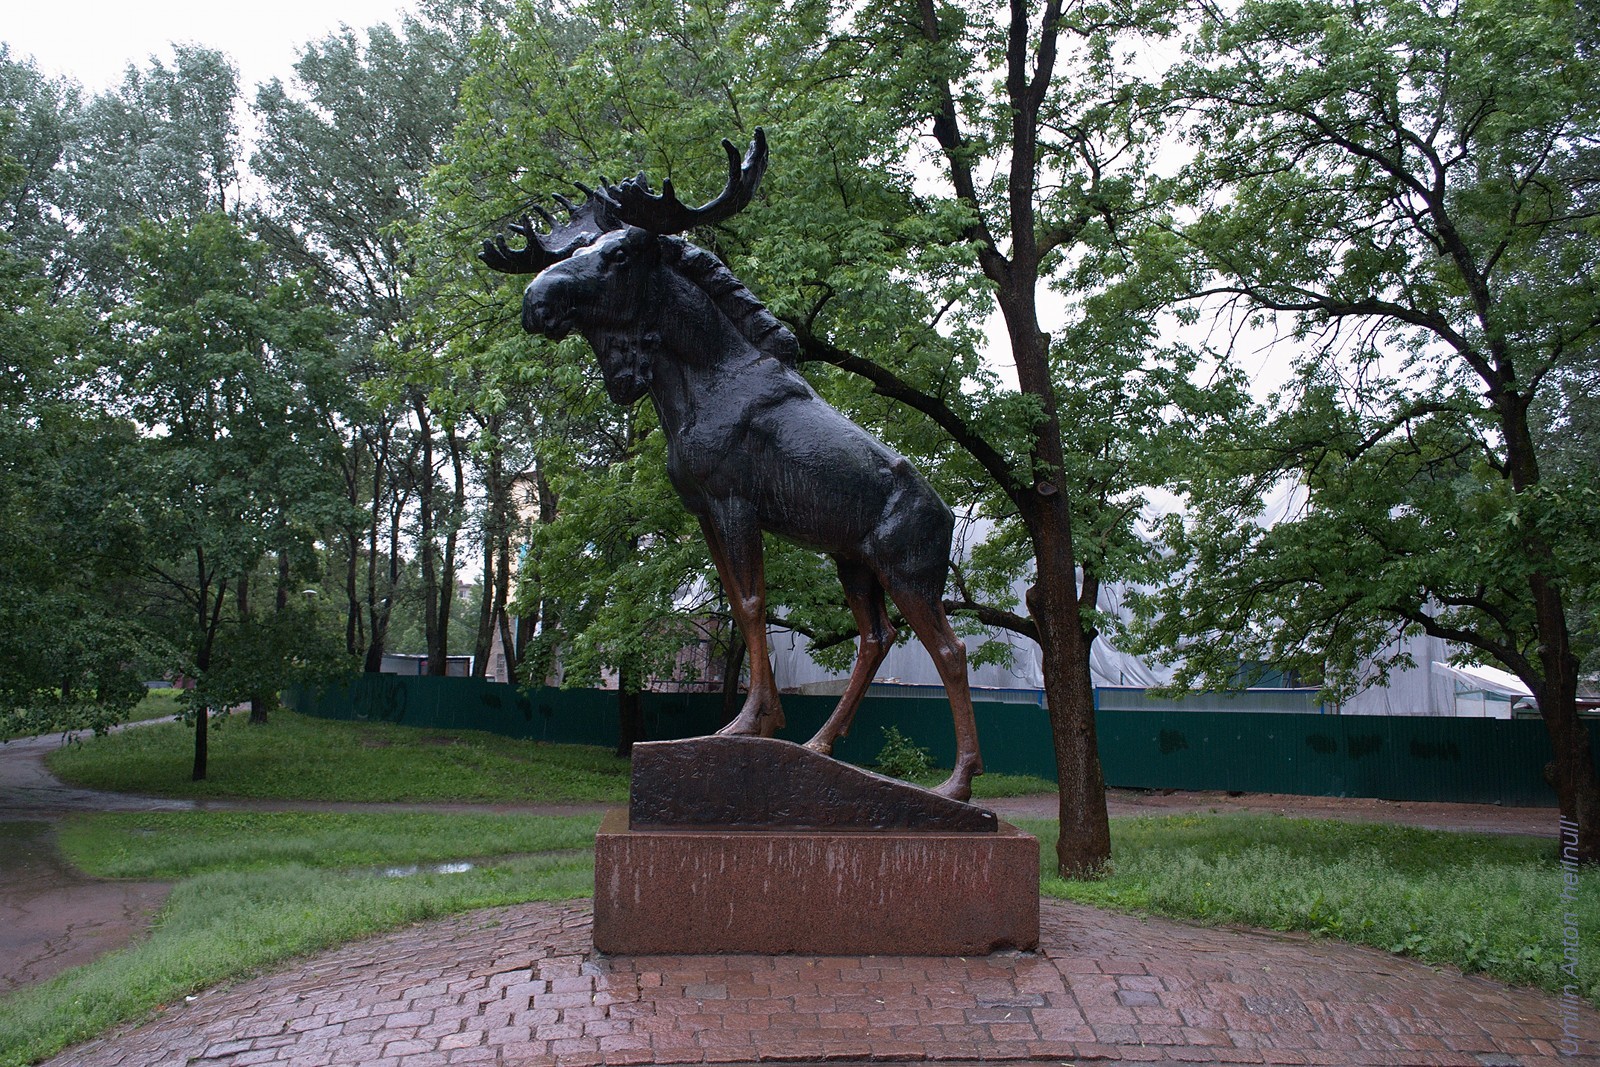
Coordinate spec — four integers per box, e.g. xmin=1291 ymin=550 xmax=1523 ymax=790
xmin=381 ymin=862 xmax=475 ymax=878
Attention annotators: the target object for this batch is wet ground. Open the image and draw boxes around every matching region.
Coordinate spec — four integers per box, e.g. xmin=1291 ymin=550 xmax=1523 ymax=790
xmin=0 ymin=819 xmax=170 ymax=994
xmin=0 ymin=729 xmax=193 ymax=819
xmin=0 ymin=723 xmax=1566 ymax=995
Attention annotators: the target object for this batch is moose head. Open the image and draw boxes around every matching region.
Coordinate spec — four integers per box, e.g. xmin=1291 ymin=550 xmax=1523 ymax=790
xmin=481 ymin=131 xmax=769 ymax=402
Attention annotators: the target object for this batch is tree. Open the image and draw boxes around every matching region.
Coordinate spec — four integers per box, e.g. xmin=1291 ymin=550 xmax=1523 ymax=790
xmin=0 ymin=47 xmax=79 ymax=279
xmin=0 ymin=158 xmax=154 ymax=733
xmin=0 ymin=64 xmax=158 ymax=736
xmin=252 ymin=13 xmax=475 ymax=674
xmin=113 ymin=212 xmax=346 ymax=777
xmin=1138 ymin=0 xmax=1600 ymax=860
xmin=432 ymin=0 xmax=1228 ymax=874
xmin=63 ymin=45 xmax=242 ymax=303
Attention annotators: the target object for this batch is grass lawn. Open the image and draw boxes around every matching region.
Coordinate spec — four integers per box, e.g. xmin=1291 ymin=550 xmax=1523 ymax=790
xmin=0 ymin=688 xmax=182 ymax=743
xmin=0 ymin=810 xmax=600 ymax=1067
xmin=45 ymin=708 xmax=1054 ymax=802
xmin=1024 ymin=812 xmax=1600 ymax=1008
xmin=47 ymin=710 xmax=634 ymax=803
xmin=914 ymin=770 xmax=1056 ymax=798
xmin=125 ymin=687 xmax=185 ymax=724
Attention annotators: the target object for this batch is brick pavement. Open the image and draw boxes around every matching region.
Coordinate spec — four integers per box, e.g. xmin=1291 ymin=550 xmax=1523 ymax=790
xmin=47 ymin=900 xmax=1597 ymax=1067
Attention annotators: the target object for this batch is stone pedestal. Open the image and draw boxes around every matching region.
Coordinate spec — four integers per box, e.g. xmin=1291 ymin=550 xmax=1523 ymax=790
xmin=593 ymin=810 xmax=1039 ymax=955
xmin=592 ymin=736 xmax=1040 ymax=956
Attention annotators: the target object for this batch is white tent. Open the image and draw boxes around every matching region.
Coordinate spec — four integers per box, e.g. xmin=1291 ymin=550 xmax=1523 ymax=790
xmin=1425 ymin=661 xmax=1531 ymax=719
xmin=768 ymin=580 xmax=1166 ymax=694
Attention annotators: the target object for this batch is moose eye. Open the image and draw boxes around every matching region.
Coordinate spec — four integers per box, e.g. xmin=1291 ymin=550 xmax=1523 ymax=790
xmin=599 ymin=241 xmax=629 ymax=265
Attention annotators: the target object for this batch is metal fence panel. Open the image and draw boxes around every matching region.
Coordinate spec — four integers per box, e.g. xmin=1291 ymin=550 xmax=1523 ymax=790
xmin=288 ymin=677 xmax=1573 ymax=807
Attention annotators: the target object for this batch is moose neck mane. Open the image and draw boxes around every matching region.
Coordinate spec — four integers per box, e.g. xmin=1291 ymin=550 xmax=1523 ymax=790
xmin=662 ymin=238 xmax=799 ymax=368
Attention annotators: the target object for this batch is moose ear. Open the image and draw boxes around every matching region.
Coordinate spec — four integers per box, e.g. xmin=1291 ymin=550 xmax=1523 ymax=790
xmin=603 ymin=227 xmax=660 ymax=265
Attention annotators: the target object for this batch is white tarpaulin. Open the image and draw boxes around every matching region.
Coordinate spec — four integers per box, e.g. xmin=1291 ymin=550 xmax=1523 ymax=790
xmin=1431 ymin=661 xmax=1534 ymax=700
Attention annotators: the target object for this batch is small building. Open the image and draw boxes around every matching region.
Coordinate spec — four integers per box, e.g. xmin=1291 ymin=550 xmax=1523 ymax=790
xmin=379 ymin=653 xmax=474 ymax=678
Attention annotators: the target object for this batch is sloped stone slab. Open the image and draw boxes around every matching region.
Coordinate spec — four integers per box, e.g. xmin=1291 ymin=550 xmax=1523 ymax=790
xmin=627 ymin=735 xmax=997 ymax=832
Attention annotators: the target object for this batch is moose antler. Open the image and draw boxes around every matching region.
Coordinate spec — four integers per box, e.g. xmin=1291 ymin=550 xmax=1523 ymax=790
xmin=600 ymin=128 xmax=768 ymax=236
xmin=479 ymin=187 xmax=621 ymax=275
xmin=479 ymin=129 xmax=768 ymax=274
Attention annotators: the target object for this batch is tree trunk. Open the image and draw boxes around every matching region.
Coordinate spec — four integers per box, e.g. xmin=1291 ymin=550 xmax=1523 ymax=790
xmin=1499 ymin=396 xmax=1600 ymax=863
xmin=472 ymin=536 xmax=496 ymax=678
xmin=343 ymin=442 xmax=366 ymax=658
xmin=473 ymin=442 xmax=507 ymax=679
xmin=1000 ymin=256 xmax=1114 ymax=876
xmin=415 ymin=394 xmax=444 ymax=675
xmin=345 ymin=528 xmax=363 ymax=657
xmin=191 ymin=556 xmax=224 ymax=782
xmin=492 ymin=529 xmax=516 ymax=683
xmin=239 ymin=574 xmax=270 ymax=725
xmin=192 ymin=704 xmax=209 ymax=781
xmin=363 ymin=429 xmax=402 ymax=673
xmin=1026 ymin=512 xmax=1112 ymax=877
xmin=431 ymin=427 xmax=466 ymax=676
xmin=1529 ymin=572 xmax=1600 ymax=864
xmin=617 ymin=668 xmax=646 ymax=757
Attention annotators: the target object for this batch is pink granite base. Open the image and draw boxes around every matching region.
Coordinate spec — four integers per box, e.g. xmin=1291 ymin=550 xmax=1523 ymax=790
xmin=592 ymin=809 xmax=1040 ymax=956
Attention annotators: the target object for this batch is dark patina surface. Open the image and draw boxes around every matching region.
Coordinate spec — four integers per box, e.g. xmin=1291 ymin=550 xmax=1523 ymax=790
xmin=480 ymin=130 xmax=984 ymax=801
xmin=627 ymin=736 xmax=997 ymax=832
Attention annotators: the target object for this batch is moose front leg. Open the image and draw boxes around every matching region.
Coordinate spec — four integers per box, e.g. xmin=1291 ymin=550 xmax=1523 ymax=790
xmin=699 ymin=508 xmax=785 ymax=738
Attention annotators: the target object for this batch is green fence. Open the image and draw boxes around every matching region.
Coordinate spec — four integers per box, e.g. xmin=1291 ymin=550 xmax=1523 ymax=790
xmin=288 ymin=675 xmax=1576 ymax=807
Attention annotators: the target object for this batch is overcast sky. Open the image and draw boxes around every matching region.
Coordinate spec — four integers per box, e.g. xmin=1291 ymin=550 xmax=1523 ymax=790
xmin=5 ymin=1 xmax=416 ymax=93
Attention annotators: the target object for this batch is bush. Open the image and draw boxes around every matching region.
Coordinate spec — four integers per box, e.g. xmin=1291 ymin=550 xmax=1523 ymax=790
xmin=874 ymin=725 xmax=934 ymax=779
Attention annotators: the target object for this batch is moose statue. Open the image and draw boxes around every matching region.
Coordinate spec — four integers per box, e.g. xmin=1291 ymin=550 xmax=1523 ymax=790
xmin=481 ymin=130 xmax=983 ymax=801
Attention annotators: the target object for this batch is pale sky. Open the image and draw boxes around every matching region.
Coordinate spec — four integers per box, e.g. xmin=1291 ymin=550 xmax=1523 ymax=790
xmin=4 ymin=1 xmax=416 ymax=93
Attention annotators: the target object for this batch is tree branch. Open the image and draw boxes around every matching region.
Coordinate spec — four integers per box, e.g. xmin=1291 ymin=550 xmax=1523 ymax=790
xmin=786 ymin=321 xmax=1022 ymax=502
xmin=944 ymin=596 xmax=1039 ymax=642
xmin=914 ymin=0 xmax=1009 ymax=282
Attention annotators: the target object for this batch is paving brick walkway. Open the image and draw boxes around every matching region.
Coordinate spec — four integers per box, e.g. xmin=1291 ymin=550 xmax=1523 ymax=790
xmin=48 ymin=900 xmax=1596 ymax=1067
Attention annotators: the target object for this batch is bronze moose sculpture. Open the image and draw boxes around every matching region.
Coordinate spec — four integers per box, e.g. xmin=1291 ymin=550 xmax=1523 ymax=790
xmin=481 ymin=130 xmax=983 ymax=800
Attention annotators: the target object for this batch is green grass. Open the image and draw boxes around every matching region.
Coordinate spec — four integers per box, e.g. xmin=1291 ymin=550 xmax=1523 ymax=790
xmin=0 ymin=688 xmax=180 ymax=743
xmin=1026 ymin=812 xmax=1600 ymax=1008
xmin=905 ymin=770 xmax=1057 ymax=798
xmin=0 ymin=811 xmax=596 ymax=1067
xmin=46 ymin=707 xmax=1051 ymax=803
xmin=58 ymin=810 xmax=603 ymax=879
xmin=125 ymin=688 xmax=185 ymax=724
xmin=47 ymin=710 xmax=632 ymax=803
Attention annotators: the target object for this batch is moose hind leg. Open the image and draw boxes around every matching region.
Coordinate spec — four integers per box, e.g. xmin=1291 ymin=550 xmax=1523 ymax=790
xmin=805 ymin=557 xmax=895 ymax=757
xmin=698 ymin=509 xmax=784 ymax=738
xmin=888 ymin=589 xmax=983 ymax=801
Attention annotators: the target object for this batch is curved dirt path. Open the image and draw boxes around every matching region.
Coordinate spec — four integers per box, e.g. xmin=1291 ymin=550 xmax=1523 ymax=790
xmin=45 ymin=898 xmax=1599 ymax=1066
xmin=0 ymin=821 xmax=169 ymax=995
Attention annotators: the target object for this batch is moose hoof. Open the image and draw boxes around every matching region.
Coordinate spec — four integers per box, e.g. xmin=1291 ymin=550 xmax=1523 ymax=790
xmin=931 ymin=774 xmax=974 ymax=803
xmin=715 ymin=717 xmax=761 ymax=737
xmin=716 ymin=701 xmax=784 ymax=738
